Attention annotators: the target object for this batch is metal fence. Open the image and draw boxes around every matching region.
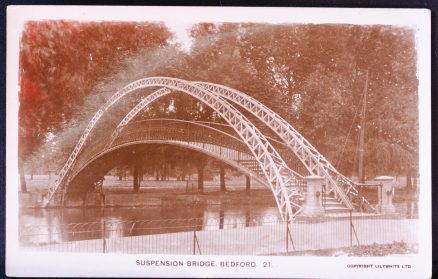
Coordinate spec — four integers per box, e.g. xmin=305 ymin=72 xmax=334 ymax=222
xmin=19 ymin=212 xmax=418 ymax=255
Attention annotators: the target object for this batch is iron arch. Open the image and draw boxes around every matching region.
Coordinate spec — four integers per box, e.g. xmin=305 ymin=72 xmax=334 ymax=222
xmin=44 ymin=77 xmax=303 ymax=220
xmin=111 ymin=82 xmax=362 ymax=209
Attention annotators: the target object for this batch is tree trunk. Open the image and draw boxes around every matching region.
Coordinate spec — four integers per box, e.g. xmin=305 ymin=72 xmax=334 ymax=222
xmin=19 ymin=160 xmax=27 ymax=193
xmin=139 ymin=165 xmax=143 ymax=182
xmin=197 ymin=165 xmax=204 ymax=193
xmin=166 ymin=164 xmax=170 ymax=181
xmin=246 ymin=175 xmax=251 ymax=194
xmin=406 ymin=166 xmax=412 ymax=190
xmin=413 ymin=174 xmax=418 ymax=194
xmin=220 ymin=164 xmax=226 ymax=192
xmin=181 ymin=170 xmax=187 ymax=181
xmin=133 ymin=166 xmax=139 ymax=193
xmin=20 ymin=170 xmax=27 ymax=193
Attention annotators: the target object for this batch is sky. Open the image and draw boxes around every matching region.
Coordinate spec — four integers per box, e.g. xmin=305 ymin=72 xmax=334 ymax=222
xmin=166 ymin=22 xmax=193 ymax=51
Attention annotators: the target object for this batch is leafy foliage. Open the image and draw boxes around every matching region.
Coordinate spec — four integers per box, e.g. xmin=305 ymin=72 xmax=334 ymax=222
xmin=19 ymin=21 xmax=172 ymax=159
xmin=19 ymin=21 xmax=418 ymax=184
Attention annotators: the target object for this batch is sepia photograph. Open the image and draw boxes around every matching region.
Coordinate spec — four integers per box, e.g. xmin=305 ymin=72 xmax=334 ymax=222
xmin=6 ymin=6 xmax=431 ymax=278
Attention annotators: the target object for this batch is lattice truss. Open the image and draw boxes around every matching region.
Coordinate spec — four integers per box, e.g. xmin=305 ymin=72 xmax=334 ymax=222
xmin=70 ymin=119 xmax=273 ymax=192
xmin=43 ymin=77 xmax=374 ymax=220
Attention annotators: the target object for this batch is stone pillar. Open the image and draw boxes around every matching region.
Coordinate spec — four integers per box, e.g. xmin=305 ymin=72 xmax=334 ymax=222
xmin=302 ymin=176 xmax=325 ymax=216
xmin=245 ymin=175 xmax=251 ymax=193
xmin=374 ymin=176 xmax=395 ymax=214
xmin=220 ymin=164 xmax=226 ymax=192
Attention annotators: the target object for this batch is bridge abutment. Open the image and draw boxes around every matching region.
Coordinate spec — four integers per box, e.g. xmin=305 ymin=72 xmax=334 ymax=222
xmin=375 ymin=176 xmax=396 ymax=214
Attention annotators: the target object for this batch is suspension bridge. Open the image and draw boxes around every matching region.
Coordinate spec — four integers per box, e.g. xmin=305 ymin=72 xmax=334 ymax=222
xmin=41 ymin=77 xmax=377 ymax=220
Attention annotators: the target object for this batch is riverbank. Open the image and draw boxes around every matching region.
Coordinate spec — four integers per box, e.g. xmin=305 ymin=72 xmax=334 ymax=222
xmin=273 ymin=241 xmax=418 ymax=257
xmin=19 ymin=176 xmax=275 ymax=208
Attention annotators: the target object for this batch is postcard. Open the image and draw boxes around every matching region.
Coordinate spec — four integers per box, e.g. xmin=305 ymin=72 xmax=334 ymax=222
xmin=5 ymin=6 xmax=431 ymax=278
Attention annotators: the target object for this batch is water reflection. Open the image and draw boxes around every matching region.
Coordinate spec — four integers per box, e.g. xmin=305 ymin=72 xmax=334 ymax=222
xmin=394 ymin=201 xmax=418 ymax=219
xmin=19 ymin=205 xmax=281 ymax=245
xmin=19 ymin=201 xmax=416 ymax=247
xmin=202 ymin=206 xmax=280 ymax=231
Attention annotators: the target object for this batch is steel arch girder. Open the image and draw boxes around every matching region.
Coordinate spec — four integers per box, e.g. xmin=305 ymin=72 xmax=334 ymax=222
xmin=109 ymin=88 xmax=303 ymax=202
xmin=195 ymin=82 xmax=333 ymax=175
xmin=45 ymin=77 xmax=300 ymax=221
xmin=115 ymin=82 xmax=352 ymax=208
xmin=194 ymin=82 xmax=355 ymax=209
xmin=43 ymin=79 xmax=156 ymax=204
xmin=123 ymin=78 xmax=299 ymax=219
xmin=113 ymin=88 xmax=301 ymax=181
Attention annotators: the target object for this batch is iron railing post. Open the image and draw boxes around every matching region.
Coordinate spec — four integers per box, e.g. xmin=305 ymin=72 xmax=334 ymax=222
xmin=103 ymin=221 xmax=106 ymax=253
xmin=379 ymin=182 xmax=383 ymax=213
xmin=286 ymin=215 xmax=289 ymax=252
xmin=349 ymin=210 xmax=353 ymax=247
xmin=193 ymin=230 xmax=196 ymax=255
xmin=321 ymin=183 xmax=326 ymax=210
xmin=289 ymin=226 xmax=296 ymax=252
xmin=285 ymin=213 xmax=295 ymax=252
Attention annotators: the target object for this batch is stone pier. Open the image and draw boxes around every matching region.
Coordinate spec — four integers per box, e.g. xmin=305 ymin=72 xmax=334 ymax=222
xmin=374 ymin=176 xmax=396 ymax=214
xmin=302 ymin=176 xmax=325 ymax=216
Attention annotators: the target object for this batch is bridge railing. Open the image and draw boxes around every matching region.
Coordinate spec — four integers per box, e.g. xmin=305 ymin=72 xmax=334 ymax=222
xmin=64 ymin=120 xmax=287 ymax=196
xmin=68 ymin=119 xmax=304 ymax=182
xmin=67 ymin=120 xmax=247 ymax=173
xmin=112 ymin=121 xmax=306 ymax=201
xmin=327 ymin=170 xmax=377 ymax=212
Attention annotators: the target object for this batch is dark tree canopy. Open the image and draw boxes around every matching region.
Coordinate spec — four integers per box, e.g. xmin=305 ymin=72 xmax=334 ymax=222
xmin=19 ymin=21 xmax=418 ymax=182
xmin=19 ymin=21 xmax=172 ymax=159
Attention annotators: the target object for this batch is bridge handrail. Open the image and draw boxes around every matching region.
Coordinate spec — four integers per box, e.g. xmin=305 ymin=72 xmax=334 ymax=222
xmin=117 ymin=119 xmax=245 ymax=145
xmin=112 ymin=119 xmax=308 ymax=175
xmin=68 ymin=120 xmax=254 ymax=180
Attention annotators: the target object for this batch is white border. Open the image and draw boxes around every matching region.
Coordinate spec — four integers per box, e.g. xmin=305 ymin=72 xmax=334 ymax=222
xmin=6 ymin=6 xmax=431 ymax=278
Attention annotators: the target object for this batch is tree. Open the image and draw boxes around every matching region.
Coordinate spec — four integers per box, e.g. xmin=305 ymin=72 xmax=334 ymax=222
xmin=19 ymin=21 xmax=172 ymax=150
xmin=19 ymin=21 xmax=172 ymax=190
xmin=20 ymin=21 xmax=418 ymax=190
xmin=234 ymin=24 xmax=418 ymax=179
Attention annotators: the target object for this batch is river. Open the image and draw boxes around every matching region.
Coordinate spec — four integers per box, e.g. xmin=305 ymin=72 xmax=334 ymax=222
xmin=19 ymin=204 xmax=283 ymax=244
xmin=19 ymin=198 xmax=417 ymax=246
